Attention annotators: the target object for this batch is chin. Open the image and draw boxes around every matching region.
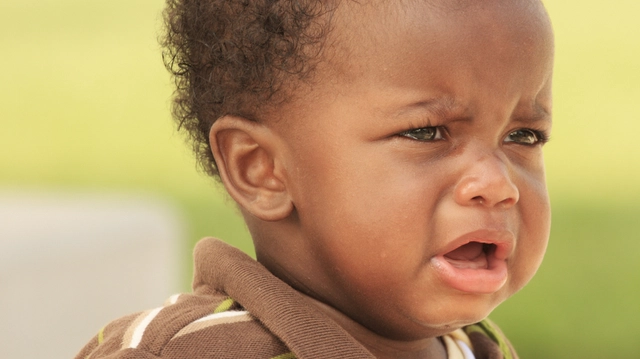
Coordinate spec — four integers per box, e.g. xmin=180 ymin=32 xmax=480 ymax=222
xmin=417 ymin=294 xmax=505 ymax=333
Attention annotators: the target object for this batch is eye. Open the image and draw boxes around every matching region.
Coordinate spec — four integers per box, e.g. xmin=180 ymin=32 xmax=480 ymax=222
xmin=400 ymin=127 xmax=444 ymax=141
xmin=504 ymin=129 xmax=547 ymax=145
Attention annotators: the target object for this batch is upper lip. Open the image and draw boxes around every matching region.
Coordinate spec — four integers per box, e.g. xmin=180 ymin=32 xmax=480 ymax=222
xmin=437 ymin=228 xmax=515 ymax=261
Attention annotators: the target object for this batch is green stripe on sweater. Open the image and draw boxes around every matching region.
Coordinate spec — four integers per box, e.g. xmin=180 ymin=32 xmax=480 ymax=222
xmin=213 ymin=298 xmax=235 ymax=313
xmin=97 ymin=327 xmax=105 ymax=344
xmin=270 ymin=352 xmax=296 ymax=359
xmin=465 ymin=319 xmax=513 ymax=359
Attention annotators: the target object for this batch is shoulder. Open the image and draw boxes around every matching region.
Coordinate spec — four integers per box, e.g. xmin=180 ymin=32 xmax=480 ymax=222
xmin=76 ymin=293 xmax=293 ymax=359
xmin=463 ymin=319 xmax=519 ymax=359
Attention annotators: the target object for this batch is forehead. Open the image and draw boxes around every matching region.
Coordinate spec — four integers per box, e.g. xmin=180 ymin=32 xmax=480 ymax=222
xmin=269 ymin=0 xmax=555 ymax=140
xmin=332 ymin=0 xmax=552 ymax=37
xmin=324 ymin=0 xmax=554 ymax=82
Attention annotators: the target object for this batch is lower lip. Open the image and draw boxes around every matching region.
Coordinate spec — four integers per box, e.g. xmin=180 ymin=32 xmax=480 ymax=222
xmin=430 ymin=255 xmax=508 ymax=294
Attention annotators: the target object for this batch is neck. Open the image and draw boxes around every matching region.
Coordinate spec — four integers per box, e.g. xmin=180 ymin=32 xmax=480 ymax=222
xmin=301 ymin=294 xmax=447 ymax=359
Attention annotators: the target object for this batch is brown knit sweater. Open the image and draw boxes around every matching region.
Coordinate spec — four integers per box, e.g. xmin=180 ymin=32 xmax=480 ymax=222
xmin=75 ymin=238 xmax=518 ymax=359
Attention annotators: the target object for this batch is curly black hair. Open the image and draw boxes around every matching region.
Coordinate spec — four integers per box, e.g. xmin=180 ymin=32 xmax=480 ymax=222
xmin=161 ymin=0 xmax=337 ymax=178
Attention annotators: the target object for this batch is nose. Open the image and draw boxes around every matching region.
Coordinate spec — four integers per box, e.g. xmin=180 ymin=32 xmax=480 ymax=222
xmin=454 ymin=154 xmax=519 ymax=208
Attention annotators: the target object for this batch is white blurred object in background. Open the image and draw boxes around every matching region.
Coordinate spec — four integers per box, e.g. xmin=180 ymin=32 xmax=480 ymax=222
xmin=0 ymin=191 xmax=185 ymax=359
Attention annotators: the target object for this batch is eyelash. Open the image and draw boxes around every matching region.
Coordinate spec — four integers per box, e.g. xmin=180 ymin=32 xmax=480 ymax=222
xmin=504 ymin=128 xmax=550 ymax=146
xmin=399 ymin=126 xmax=550 ymax=146
xmin=399 ymin=126 xmax=446 ymax=141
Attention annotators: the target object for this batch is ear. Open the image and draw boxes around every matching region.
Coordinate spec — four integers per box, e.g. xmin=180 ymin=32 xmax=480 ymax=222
xmin=209 ymin=115 xmax=293 ymax=221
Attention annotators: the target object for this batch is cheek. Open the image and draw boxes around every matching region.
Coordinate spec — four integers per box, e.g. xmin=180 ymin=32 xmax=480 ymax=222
xmin=294 ymin=154 xmax=440 ymax=273
xmin=511 ymin=177 xmax=551 ymax=290
xmin=292 ymin=141 xmax=433 ymax=222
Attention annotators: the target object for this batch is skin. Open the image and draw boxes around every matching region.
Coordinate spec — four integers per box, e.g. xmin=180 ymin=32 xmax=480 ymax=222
xmin=211 ymin=0 xmax=553 ymax=357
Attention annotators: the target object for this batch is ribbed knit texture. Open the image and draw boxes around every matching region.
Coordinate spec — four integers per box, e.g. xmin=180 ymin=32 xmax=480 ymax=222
xmin=75 ymin=238 xmax=518 ymax=359
xmin=193 ymin=238 xmax=375 ymax=359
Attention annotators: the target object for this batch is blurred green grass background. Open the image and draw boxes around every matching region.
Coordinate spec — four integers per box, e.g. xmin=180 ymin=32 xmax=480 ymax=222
xmin=1 ymin=0 xmax=638 ymax=357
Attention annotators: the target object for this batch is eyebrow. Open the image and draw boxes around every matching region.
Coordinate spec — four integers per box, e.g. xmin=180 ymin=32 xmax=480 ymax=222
xmin=513 ymin=101 xmax=552 ymax=124
xmin=391 ymin=96 xmax=467 ymax=120
xmin=389 ymin=96 xmax=552 ymax=124
xmin=533 ymin=101 xmax=552 ymax=120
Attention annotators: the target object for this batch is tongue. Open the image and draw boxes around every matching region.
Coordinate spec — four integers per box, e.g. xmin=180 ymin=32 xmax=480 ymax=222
xmin=443 ymin=242 xmax=488 ymax=269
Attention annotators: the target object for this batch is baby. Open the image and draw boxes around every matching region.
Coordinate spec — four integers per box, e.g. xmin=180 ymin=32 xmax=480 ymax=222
xmin=77 ymin=0 xmax=553 ymax=358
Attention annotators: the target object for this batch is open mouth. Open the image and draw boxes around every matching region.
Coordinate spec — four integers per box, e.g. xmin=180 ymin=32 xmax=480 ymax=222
xmin=431 ymin=234 xmax=512 ymax=294
xmin=443 ymin=242 xmax=497 ymax=270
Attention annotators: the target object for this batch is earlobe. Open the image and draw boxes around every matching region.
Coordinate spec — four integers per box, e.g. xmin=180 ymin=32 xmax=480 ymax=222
xmin=209 ymin=115 xmax=293 ymax=221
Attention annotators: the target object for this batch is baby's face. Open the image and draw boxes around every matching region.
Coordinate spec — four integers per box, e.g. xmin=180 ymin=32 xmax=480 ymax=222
xmin=268 ymin=0 xmax=553 ymax=339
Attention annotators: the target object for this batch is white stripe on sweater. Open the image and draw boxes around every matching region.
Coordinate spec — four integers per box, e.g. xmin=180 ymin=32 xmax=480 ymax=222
xmin=194 ymin=310 xmax=249 ymax=324
xmin=457 ymin=339 xmax=476 ymax=359
xmin=128 ymin=307 xmax=163 ymax=349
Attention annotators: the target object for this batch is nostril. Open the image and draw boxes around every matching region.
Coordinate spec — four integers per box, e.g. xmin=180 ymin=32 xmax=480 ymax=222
xmin=499 ymin=197 xmax=517 ymax=208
